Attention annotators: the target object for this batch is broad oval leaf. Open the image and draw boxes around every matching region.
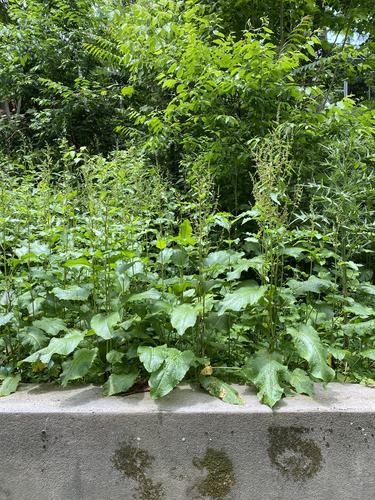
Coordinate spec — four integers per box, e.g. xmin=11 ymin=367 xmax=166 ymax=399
xmin=91 ymin=312 xmax=120 ymax=340
xmin=103 ymin=370 xmax=138 ymax=396
xmin=63 ymin=257 xmax=91 ymax=268
xmin=138 ymin=345 xmax=170 ymax=373
xmin=127 ymin=288 xmax=161 ymax=302
xmin=281 ymin=247 xmax=308 ymax=259
xmin=360 ymin=349 xmax=375 ymax=361
xmin=288 ymin=324 xmax=335 ymax=382
xmin=33 ymin=317 xmax=66 ymax=336
xmin=289 ymin=368 xmax=314 ymax=396
xmin=203 ymin=250 xmax=239 ymax=267
xmin=287 ymin=276 xmax=333 ymax=296
xmin=52 ymin=285 xmax=91 ymax=301
xmin=148 ymin=348 xmax=195 ymax=398
xmin=171 ymin=304 xmax=198 ymax=336
xmin=178 ymin=220 xmax=194 ymax=245
xmin=245 ymin=350 xmax=288 ymax=408
xmin=61 ymin=348 xmax=98 ymax=387
xmin=171 ymin=249 xmax=188 ymax=267
xmin=0 ymin=374 xmax=21 ymax=397
xmin=327 ymin=346 xmax=349 ymax=361
xmin=23 ymin=330 xmax=85 ymax=364
xmin=19 ymin=326 xmax=47 ymax=350
xmin=227 ymin=256 xmax=264 ymax=280
xmin=343 ymin=302 xmax=375 ymax=318
xmin=157 ymin=248 xmax=175 ymax=264
xmin=106 ymin=350 xmax=125 ymax=364
xmin=359 ymin=284 xmax=375 ymax=296
xmin=342 ymin=319 xmax=375 ymax=336
xmin=218 ymin=282 xmax=266 ymax=315
xmin=0 ymin=312 xmax=14 ymax=327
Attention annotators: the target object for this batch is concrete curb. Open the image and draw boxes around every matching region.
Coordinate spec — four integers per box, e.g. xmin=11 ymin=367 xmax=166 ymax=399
xmin=0 ymin=383 xmax=374 ymax=499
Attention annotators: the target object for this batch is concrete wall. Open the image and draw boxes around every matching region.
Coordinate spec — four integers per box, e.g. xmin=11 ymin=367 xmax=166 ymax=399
xmin=0 ymin=383 xmax=374 ymax=500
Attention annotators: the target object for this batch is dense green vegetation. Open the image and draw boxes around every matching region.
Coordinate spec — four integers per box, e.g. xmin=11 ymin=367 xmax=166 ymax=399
xmin=0 ymin=0 xmax=374 ymax=406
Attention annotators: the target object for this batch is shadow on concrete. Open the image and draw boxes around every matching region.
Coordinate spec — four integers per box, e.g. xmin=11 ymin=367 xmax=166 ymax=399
xmin=27 ymin=384 xmax=72 ymax=395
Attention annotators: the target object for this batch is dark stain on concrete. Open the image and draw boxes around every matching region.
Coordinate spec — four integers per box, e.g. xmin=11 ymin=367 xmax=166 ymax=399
xmin=193 ymin=448 xmax=235 ymax=498
xmin=0 ymin=486 xmax=12 ymax=500
xmin=41 ymin=429 xmax=48 ymax=451
xmin=268 ymin=426 xmax=323 ymax=481
xmin=112 ymin=442 xmax=165 ymax=500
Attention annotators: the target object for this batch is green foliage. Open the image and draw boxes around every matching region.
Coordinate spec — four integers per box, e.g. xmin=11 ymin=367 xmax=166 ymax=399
xmin=61 ymin=348 xmax=98 ymax=387
xmin=0 ymin=374 xmax=21 ymax=397
xmin=139 ymin=346 xmax=195 ymax=398
xmin=0 ymin=0 xmax=374 ymax=407
xmin=288 ymin=325 xmax=335 ymax=382
xmin=103 ymin=371 xmax=139 ymax=396
xmin=171 ymin=304 xmax=198 ymax=336
xmin=199 ymin=376 xmax=243 ymax=405
xmin=0 ymin=0 xmax=122 ymax=153
xmin=245 ymin=351 xmax=289 ymax=408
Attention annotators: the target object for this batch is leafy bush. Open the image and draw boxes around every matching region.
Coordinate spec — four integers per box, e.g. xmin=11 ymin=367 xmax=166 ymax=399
xmin=1 ymin=139 xmax=374 ymax=406
xmin=0 ymin=0 xmax=374 ymax=406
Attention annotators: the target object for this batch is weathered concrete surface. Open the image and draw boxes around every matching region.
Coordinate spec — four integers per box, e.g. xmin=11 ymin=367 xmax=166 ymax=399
xmin=0 ymin=383 xmax=374 ymax=500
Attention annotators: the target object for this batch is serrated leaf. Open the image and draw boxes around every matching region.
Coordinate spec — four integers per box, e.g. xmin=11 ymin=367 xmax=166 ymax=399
xmin=0 ymin=312 xmax=14 ymax=327
xmin=199 ymin=376 xmax=243 ymax=405
xmin=218 ymin=281 xmax=266 ymax=314
xmin=176 ymin=220 xmax=195 ymax=246
xmin=171 ymin=304 xmax=198 ymax=336
xmin=245 ymin=351 xmax=288 ymax=408
xmin=138 ymin=345 xmax=170 ymax=372
xmin=91 ymin=312 xmax=120 ymax=340
xmin=61 ymin=348 xmax=98 ymax=386
xmin=179 ymin=219 xmax=192 ymax=239
xmin=103 ymin=370 xmax=138 ymax=396
xmin=33 ymin=317 xmax=66 ymax=336
xmin=52 ymin=285 xmax=91 ymax=301
xmin=156 ymin=238 xmax=167 ymax=250
xmin=290 ymin=368 xmax=314 ymax=396
xmin=23 ymin=330 xmax=85 ymax=364
xmin=288 ymin=324 xmax=335 ymax=382
xmin=0 ymin=374 xmax=21 ymax=397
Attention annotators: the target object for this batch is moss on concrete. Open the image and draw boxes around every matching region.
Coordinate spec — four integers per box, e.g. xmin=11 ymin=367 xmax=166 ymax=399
xmin=193 ymin=448 xmax=235 ymax=498
xmin=267 ymin=426 xmax=323 ymax=481
xmin=112 ymin=442 xmax=165 ymax=500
